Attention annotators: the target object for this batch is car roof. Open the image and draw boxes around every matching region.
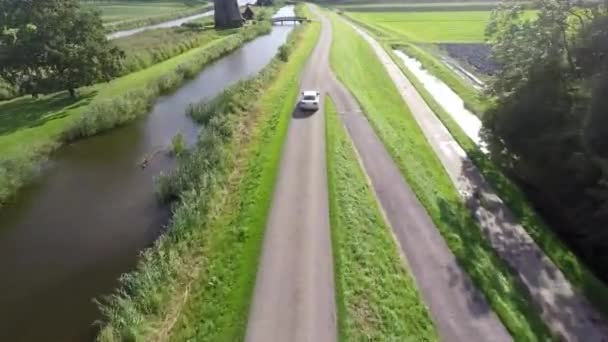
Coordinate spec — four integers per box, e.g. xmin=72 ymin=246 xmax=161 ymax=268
xmin=302 ymin=90 xmax=318 ymax=96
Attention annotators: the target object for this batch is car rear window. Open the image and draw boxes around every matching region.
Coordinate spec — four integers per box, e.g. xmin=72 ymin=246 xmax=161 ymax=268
xmin=303 ymin=95 xmax=316 ymax=100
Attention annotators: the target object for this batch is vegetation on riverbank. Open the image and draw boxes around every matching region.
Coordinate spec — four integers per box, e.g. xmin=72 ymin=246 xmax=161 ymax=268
xmin=327 ymin=11 xmax=552 ymax=340
xmin=325 ymin=98 xmax=438 ymax=341
xmin=0 ymin=23 xmax=271 ymax=207
xmin=113 ymin=26 xmax=230 ymax=74
xmin=98 ymin=11 xmax=320 ymax=341
xmin=387 ymin=36 xmax=608 ymax=318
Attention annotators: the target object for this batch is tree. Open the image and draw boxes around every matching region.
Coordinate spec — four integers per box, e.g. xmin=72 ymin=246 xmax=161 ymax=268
xmin=0 ymin=0 xmax=124 ymax=97
xmin=485 ymin=0 xmax=608 ymax=279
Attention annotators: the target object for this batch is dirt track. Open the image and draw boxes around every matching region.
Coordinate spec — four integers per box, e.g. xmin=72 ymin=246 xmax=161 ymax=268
xmin=246 ymin=6 xmax=511 ymax=342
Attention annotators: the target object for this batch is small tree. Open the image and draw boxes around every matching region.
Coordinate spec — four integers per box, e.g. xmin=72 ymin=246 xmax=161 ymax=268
xmin=0 ymin=0 xmax=124 ymax=97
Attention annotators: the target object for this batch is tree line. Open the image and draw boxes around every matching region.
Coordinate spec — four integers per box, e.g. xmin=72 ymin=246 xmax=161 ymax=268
xmin=0 ymin=0 xmax=124 ymax=97
xmin=485 ymin=0 xmax=608 ymax=280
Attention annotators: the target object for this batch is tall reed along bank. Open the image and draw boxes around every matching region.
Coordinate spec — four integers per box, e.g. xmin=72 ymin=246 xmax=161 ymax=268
xmin=0 ymin=6 xmax=297 ymax=341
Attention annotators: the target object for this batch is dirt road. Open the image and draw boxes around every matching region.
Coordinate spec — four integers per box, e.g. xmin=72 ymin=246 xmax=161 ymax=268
xmin=345 ymin=18 xmax=608 ymax=341
xmin=244 ymin=14 xmax=337 ymax=342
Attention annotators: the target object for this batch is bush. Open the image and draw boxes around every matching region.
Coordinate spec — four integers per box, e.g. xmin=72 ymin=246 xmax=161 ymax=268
xmin=278 ymin=44 xmax=291 ymax=61
xmin=171 ymin=133 xmax=186 ymax=156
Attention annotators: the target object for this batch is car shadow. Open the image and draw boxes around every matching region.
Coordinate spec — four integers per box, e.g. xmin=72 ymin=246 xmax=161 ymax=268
xmin=292 ymin=106 xmax=317 ymax=119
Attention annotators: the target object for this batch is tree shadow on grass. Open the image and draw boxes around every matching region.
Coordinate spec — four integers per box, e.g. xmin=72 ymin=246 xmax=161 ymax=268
xmin=435 ymin=196 xmax=552 ymax=339
xmin=0 ymin=91 xmax=97 ymax=136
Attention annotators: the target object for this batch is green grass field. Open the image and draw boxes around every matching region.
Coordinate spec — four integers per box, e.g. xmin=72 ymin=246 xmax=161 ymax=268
xmin=84 ymin=1 xmax=204 ymax=24
xmin=327 ymin=10 xmax=552 ymax=340
xmin=336 ymin=2 xmax=507 ymax=12
xmin=326 ymin=97 xmax=437 ymax=341
xmin=347 ymin=11 xmax=491 ymax=42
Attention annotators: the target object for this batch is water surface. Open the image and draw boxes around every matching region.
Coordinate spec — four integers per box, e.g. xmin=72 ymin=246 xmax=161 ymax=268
xmin=394 ymin=50 xmax=485 ymax=148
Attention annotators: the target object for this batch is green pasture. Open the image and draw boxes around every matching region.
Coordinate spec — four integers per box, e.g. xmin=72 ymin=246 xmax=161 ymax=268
xmin=84 ymin=1 xmax=203 ymax=24
xmin=348 ymin=11 xmax=491 ymax=42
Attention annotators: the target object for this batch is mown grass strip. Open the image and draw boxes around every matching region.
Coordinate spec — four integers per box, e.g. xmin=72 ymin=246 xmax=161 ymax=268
xmin=343 ymin=13 xmax=488 ymax=117
xmin=325 ymin=97 xmax=438 ymax=341
xmin=386 ymin=41 xmax=608 ymax=317
xmin=97 ymin=12 xmax=321 ymax=341
xmin=0 ymin=23 xmax=270 ymax=207
xmin=326 ymin=11 xmax=552 ymax=340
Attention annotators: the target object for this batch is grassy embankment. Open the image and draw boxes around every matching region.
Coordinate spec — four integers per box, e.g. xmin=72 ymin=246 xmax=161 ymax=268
xmin=326 ymin=98 xmax=437 ymax=341
xmin=84 ymin=0 xmax=212 ymax=33
xmin=327 ymin=11 xmax=553 ymax=340
xmin=383 ymin=24 xmax=608 ymax=318
xmin=98 ymin=10 xmax=321 ymax=341
xmin=0 ymin=22 xmax=271 ymax=207
xmin=344 ymin=10 xmax=490 ymax=116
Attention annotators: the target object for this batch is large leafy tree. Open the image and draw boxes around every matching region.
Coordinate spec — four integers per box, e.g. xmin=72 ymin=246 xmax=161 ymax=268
xmin=0 ymin=0 xmax=123 ymax=97
xmin=485 ymin=0 xmax=608 ymax=277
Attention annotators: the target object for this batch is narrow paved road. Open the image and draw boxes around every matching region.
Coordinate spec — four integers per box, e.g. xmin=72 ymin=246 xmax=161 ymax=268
xmin=345 ymin=17 xmax=608 ymax=341
xmin=312 ymin=7 xmax=511 ymax=342
xmin=244 ymin=13 xmax=337 ymax=342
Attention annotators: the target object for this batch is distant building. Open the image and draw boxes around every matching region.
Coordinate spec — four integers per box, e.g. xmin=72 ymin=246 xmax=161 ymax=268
xmin=243 ymin=5 xmax=254 ymax=20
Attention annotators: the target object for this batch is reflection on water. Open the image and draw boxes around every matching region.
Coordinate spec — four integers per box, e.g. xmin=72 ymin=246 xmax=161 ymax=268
xmin=0 ymin=7 xmax=294 ymax=341
xmin=394 ymin=50 xmax=484 ymax=148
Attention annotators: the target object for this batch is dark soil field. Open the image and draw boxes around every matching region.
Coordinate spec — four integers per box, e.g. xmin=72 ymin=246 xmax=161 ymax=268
xmin=440 ymin=43 xmax=499 ymax=75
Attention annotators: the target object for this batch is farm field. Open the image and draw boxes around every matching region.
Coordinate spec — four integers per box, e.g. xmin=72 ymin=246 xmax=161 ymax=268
xmin=336 ymin=1 xmax=512 ymax=12
xmin=348 ymin=11 xmax=491 ymax=42
xmin=348 ymin=9 xmax=537 ymax=43
xmin=84 ymin=1 xmax=206 ymax=24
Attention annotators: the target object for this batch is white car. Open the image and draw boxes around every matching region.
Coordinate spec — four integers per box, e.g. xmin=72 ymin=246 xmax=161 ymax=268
xmin=299 ymin=90 xmax=320 ymax=111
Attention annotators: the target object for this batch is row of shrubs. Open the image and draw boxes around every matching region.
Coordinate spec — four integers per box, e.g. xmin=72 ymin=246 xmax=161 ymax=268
xmin=103 ymin=3 xmax=213 ymax=34
xmin=0 ymin=23 xmax=271 ymax=207
xmin=97 ymin=16 xmax=310 ymax=340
